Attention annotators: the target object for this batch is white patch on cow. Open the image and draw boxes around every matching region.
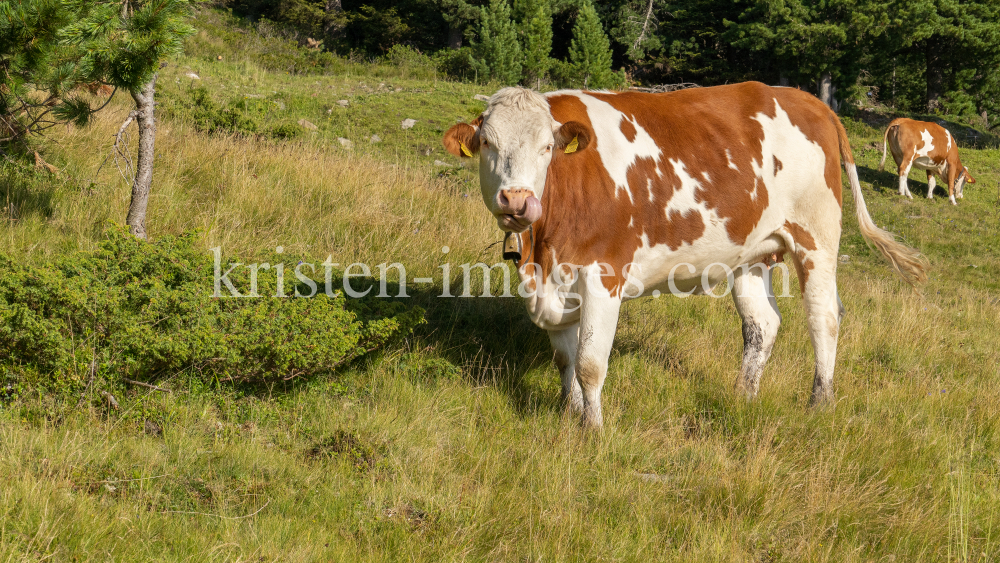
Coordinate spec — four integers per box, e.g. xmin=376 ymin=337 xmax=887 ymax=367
xmin=725 ymin=149 xmax=739 ymax=171
xmin=701 ymin=171 xmax=711 ymax=183
xmin=646 ymin=178 xmax=654 ymax=202
xmin=559 ymin=91 xmax=662 ymax=203
xmin=628 ymin=216 xmax=634 ymax=228
xmin=916 ymin=129 xmax=935 ymax=158
xmin=664 ymin=159 xmax=704 ymax=215
xmin=945 ymin=129 xmax=952 ymax=153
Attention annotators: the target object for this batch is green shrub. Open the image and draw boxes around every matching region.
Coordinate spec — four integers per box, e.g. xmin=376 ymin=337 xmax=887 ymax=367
xmin=187 ymin=86 xmax=302 ymax=139
xmin=433 ymin=47 xmax=478 ymax=82
xmin=268 ymin=121 xmax=304 ymax=139
xmin=0 ymin=226 xmax=424 ymax=395
xmin=382 ymin=44 xmax=438 ymax=80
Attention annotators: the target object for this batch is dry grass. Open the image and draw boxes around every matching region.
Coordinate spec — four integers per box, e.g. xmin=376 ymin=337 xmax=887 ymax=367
xmin=1 ymin=17 xmax=1000 ymax=561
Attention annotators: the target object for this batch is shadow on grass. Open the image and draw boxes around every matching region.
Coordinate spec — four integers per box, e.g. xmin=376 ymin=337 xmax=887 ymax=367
xmin=409 ymin=285 xmax=556 ymax=416
xmin=855 ymin=164 xmax=943 ymax=198
xmin=0 ymin=164 xmax=56 ymax=222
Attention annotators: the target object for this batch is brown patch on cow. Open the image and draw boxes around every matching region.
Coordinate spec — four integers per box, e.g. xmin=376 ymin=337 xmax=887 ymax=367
xmin=784 ymin=221 xmax=817 ymax=251
xmin=793 ymin=250 xmax=815 ymax=294
xmin=664 ymin=210 xmax=706 ymax=251
xmin=591 ymin=86 xmax=778 ymax=246
xmin=619 ymin=117 xmax=637 ymax=142
xmin=773 ymin=156 xmax=783 ymax=175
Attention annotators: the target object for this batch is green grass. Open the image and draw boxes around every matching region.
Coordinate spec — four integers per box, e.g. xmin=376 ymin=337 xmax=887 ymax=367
xmin=2 ymin=7 xmax=1000 ymax=562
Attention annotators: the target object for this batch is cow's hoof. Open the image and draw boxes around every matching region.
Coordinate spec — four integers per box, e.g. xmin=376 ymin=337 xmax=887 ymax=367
xmin=809 ymin=389 xmax=835 ymax=408
xmin=735 ymin=378 xmax=760 ymax=400
xmin=580 ymin=409 xmax=603 ymax=430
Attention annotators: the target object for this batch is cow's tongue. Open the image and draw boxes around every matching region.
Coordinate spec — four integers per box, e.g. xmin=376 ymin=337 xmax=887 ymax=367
xmin=519 ymin=196 xmax=542 ymax=224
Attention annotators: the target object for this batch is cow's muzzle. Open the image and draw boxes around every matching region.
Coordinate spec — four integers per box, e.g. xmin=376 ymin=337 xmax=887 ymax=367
xmin=496 ymin=188 xmax=542 ymax=232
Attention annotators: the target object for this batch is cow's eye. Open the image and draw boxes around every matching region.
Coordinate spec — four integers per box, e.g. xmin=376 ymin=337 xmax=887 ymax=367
xmin=481 ymin=139 xmax=489 ymax=148
xmin=544 ymin=144 xmax=552 ymax=154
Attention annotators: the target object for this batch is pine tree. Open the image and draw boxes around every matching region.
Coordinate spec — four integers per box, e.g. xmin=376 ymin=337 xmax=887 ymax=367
xmin=474 ymin=0 xmax=522 ymax=84
xmin=724 ymin=0 xmax=885 ymax=110
xmin=611 ymin=0 xmax=664 ymax=62
xmin=516 ymin=0 xmax=552 ymax=87
xmin=569 ymin=0 xmax=616 ymax=89
xmin=62 ymin=0 xmax=194 ymax=239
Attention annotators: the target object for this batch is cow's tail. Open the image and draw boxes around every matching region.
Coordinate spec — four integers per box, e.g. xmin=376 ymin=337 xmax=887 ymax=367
xmin=835 ymin=118 xmax=928 ymax=287
xmin=878 ymin=124 xmax=895 ymax=172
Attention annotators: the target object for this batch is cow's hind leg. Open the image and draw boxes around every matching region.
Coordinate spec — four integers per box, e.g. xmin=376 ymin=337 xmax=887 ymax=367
xmin=898 ymin=158 xmax=914 ymax=198
xmin=794 ymin=250 xmax=841 ymax=406
xmin=732 ymin=264 xmax=782 ymax=399
xmin=575 ymin=269 xmax=622 ymax=429
xmin=548 ymin=324 xmax=583 ymax=413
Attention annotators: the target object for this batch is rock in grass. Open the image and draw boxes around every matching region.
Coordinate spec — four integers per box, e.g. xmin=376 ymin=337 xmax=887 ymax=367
xmin=298 ymin=119 xmax=318 ymax=130
xmin=337 ymin=100 xmax=349 ymax=107
xmin=338 ymin=137 xmax=353 ymax=149
xmin=370 ymin=135 xmax=382 ymax=143
xmin=434 ymin=160 xmax=450 ymax=166
xmin=474 ymin=94 xmax=490 ymax=101
xmin=401 ymin=119 xmax=417 ymax=130
xmin=186 ymin=72 xmax=201 ymax=80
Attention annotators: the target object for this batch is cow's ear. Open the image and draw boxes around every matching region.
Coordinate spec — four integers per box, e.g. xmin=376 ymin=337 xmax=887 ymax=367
xmin=966 ymin=168 xmax=976 ymax=183
xmin=443 ymin=117 xmax=482 ymax=158
xmin=555 ymin=121 xmax=593 ymax=154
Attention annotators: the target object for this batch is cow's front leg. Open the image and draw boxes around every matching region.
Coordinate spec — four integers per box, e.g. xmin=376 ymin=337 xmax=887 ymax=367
xmin=946 ymin=168 xmax=958 ymax=205
xmin=548 ymin=324 xmax=583 ymax=413
xmin=926 ymin=171 xmax=936 ymax=199
xmin=575 ymin=268 xmax=622 ymax=429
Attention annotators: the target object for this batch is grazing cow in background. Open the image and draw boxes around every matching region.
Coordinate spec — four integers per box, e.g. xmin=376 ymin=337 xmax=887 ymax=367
xmin=879 ymin=118 xmax=976 ymax=205
xmin=443 ymin=83 xmax=927 ymax=428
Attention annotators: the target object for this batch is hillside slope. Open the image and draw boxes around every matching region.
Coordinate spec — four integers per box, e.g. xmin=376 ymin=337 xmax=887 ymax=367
xmin=1 ymin=8 xmax=999 ymax=563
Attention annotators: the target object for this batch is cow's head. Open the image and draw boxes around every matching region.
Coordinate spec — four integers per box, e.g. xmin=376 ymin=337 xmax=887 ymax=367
xmin=956 ymin=166 xmax=976 ymax=199
xmin=443 ymin=87 xmax=592 ymax=232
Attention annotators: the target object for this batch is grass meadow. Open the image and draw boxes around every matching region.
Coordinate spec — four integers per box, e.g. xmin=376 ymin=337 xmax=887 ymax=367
xmin=1 ymin=8 xmax=999 ymax=562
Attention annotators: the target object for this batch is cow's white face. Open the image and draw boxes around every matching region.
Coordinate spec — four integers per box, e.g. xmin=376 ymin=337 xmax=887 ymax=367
xmin=443 ymin=87 xmax=593 ymax=233
xmin=956 ymin=166 xmax=976 ymax=198
xmin=477 ymin=105 xmax=556 ymax=231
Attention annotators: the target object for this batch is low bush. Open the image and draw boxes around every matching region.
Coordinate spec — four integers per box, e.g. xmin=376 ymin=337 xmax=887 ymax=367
xmin=185 ymin=86 xmax=303 ymax=139
xmin=0 ymin=226 xmax=423 ymax=396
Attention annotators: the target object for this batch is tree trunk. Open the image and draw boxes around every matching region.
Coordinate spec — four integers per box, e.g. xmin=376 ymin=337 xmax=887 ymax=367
xmin=925 ymin=41 xmax=943 ymax=112
xmin=324 ymin=0 xmax=343 ymax=48
xmin=448 ymin=25 xmax=464 ymax=49
xmin=818 ymin=72 xmax=837 ymax=111
xmin=125 ymin=74 xmax=157 ymax=240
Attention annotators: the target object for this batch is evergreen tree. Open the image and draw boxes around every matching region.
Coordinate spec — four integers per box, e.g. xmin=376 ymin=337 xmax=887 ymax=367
xmin=62 ymin=0 xmax=195 ymax=238
xmin=610 ymin=0 xmax=664 ymax=62
xmin=569 ymin=0 xmax=616 ymax=89
xmin=724 ymin=0 xmax=886 ymax=108
xmin=0 ymin=0 xmax=77 ymax=140
xmin=474 ymin=0 xmax=522 ymax=84
xmin=516 ymin=0 xmax=552 ymax=87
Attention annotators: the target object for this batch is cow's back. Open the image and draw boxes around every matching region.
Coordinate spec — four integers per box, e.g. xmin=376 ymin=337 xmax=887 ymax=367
xmin=533 ymin=83 xmax=846 ymax=295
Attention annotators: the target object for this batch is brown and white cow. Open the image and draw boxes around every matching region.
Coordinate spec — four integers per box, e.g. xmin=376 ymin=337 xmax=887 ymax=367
xmin=879 ymin=118 xmax=976 ymax=205
xmin=443 ymin=82 xmax=927 ymax=428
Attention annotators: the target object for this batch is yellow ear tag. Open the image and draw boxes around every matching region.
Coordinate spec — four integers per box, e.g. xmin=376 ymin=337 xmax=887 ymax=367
xmin=460 ymin=142 xmax=473 ymax=157
xmin=564 ymin=136 xmax=579 ymax=154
